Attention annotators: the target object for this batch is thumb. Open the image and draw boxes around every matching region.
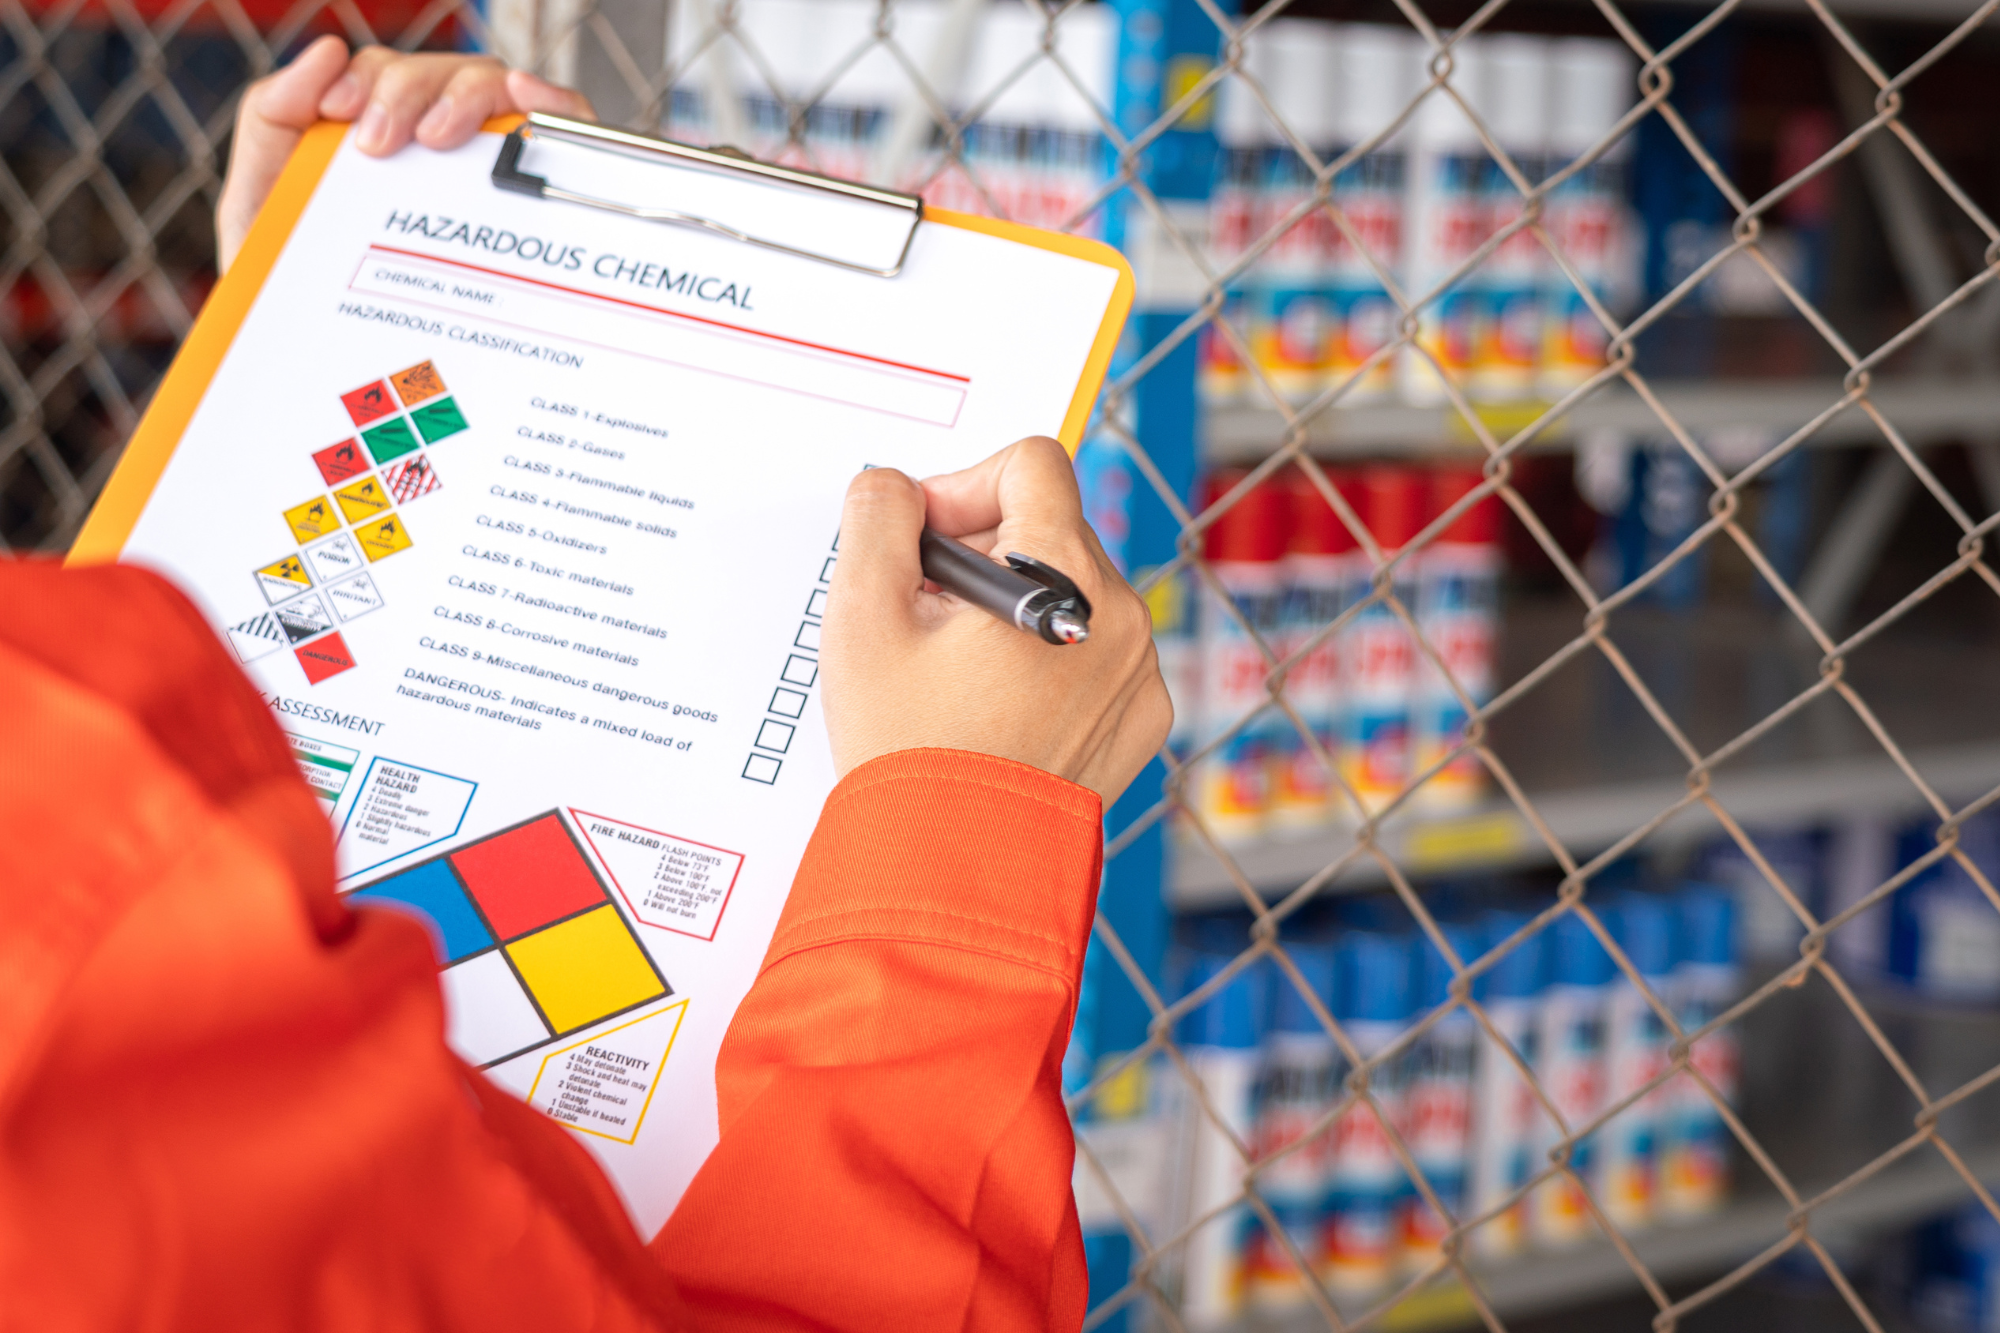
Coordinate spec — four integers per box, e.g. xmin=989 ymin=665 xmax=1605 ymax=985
xmin=218 ymin=35 xmax=350 ymax=272
xmin=830 ymin=468 xmax=926 ymax=631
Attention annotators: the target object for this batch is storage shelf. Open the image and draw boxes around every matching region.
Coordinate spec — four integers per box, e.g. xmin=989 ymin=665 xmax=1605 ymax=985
xmin=1170 ymin=739 xmax=2000 ymax=906
xmin=1226 ymin=986 xmax=2000 ymax=1330
xmin=1227 ymin=1140 xmax=2000 ymax=1331
xmin=1168 ymin=605 xmax=2000 ymax=906
xmin=1203 ymin=377 xmax=2000 ymax=463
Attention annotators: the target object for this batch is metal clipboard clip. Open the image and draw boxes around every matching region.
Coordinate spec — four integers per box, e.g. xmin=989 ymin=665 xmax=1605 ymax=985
xmin=492 ymin=113 xmax=923 ymax=278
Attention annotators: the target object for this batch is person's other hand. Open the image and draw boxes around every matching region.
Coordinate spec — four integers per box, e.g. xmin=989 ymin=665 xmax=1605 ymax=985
xmin=217 ymin=38 xmax=593 ymax=272
xmin=823 ymin=437 xmax=1171 ymax=807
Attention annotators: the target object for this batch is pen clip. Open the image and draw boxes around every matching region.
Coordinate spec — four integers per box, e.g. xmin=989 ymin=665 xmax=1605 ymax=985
xmin=1006 ymin=553 xmax=1092 ymax=621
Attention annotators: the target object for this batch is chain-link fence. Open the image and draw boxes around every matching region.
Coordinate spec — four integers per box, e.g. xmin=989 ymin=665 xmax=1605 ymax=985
xmin=11 ymin=0 xmax=2000 ymax=1329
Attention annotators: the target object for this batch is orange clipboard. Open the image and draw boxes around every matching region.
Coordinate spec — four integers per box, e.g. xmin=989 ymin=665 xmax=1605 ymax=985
xmin=72 ymin=112 xmax=1133 ymax=565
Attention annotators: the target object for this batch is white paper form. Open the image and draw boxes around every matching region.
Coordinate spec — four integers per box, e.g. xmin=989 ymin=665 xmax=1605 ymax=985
xmin=111 ymin=128 xmax=1122 ymax=1234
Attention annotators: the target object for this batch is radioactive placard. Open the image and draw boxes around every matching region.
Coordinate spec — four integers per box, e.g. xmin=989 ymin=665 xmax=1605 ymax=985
xmin=283 ymin=495 xmax=341 ymax=543
xmin=334 ymin=476 xmax=391 ymax=523
xmin=254 ymin=555 xmax=313 ymax=604
xmin=355 ymin=513 xmax=413 ymax=563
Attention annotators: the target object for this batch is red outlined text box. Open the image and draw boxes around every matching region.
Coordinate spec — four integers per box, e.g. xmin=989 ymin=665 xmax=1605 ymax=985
xmin=569 ymin=808 xmax=746 ymax=942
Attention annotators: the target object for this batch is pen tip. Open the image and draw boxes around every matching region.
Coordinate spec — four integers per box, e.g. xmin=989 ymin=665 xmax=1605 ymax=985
xmin=1048 ymin=608 xmax=1090 ymax=645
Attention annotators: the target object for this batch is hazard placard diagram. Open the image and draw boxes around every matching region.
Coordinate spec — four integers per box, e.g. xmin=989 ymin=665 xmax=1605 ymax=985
xmin=230 ymin=360 xmax=463 ymax=684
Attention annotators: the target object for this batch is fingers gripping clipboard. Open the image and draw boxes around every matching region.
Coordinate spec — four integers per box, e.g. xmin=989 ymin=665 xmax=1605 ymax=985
xmin=69 ymin=112 xmax=1130 ymax=1233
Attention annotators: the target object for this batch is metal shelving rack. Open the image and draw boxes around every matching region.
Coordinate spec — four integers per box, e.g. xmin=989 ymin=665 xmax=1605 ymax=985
xmin=1203 ymin=377 xmax=2000 ymax=462
xmin=1173 ymin=738 xmax=2000 ymax=907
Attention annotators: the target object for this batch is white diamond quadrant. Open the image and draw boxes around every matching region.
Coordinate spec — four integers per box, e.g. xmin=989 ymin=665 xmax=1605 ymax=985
xmin=573 ymin=809 xmax=747 ymax=940
xmin=527 ymin=1000 xmax=688 ymax=1144
xmin=325 ymin=571 xmax=386 ymax=622
xmin=441 ymin=951 xmax=552 ymax=1067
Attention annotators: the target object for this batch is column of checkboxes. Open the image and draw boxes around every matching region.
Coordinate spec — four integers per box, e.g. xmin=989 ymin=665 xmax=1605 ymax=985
xmin=742 ymin=533 xmax=835 ymax=784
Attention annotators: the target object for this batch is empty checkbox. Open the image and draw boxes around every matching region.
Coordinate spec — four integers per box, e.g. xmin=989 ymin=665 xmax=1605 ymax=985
xmin=820 ymin=556 xmax=836 ymax=583
xmin=769 ymin=687 xmax=808 ymax=718
xmin=806 ymin=588 xmax=828 ymax=618
xmin=781 ymin=655 xmax=818 ymax=687
xmin=742 ymin=753 xmax=782 ymax=784
xmin=795 ymin=622 xmax=821 ymax=651
xmin=755 ymin=720 xmax=795 ymax=753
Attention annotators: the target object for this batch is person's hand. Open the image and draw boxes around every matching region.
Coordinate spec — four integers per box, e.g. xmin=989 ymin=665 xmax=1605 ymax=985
xmin=823 ymin=437 xmax=1171 ymax=807
xmin=217 ymin=37 xmax=594 ymax=272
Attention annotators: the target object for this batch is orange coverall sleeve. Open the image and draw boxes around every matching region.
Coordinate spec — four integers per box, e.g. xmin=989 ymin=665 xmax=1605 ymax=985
xmin=0 ymin=560 xmax=1101 ymax=1332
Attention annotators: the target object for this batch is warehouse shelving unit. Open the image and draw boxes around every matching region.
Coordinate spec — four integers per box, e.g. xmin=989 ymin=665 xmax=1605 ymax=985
xmin=1223 ymin=985 xmax=2000 ymax=1329
xmin=1204 ymin=376 xmax=2000 ymax=462
xmin=1174 ymin=737 xmax=2000 ymax=906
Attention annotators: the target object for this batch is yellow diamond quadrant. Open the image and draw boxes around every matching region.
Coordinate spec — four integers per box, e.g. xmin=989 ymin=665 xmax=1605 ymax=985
xmin=333 ymin=476 xmax=390 ymax=523
xmin=283 ymin=495 xmax=341 ymax=543
xmin=506 ymin=906 xmax=666 ymax=1034
xmin=355 ymin=512 xmax=413 ymax=563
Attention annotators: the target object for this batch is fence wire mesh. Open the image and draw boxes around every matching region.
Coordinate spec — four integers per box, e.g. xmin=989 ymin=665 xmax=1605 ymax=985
xmin=8 ymin=0 xmax=2000 ymax=1329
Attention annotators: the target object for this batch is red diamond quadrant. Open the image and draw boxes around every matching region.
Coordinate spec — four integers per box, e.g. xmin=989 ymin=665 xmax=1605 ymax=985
xmin=449 ymin=813 xmax=608 ymax=940
xmin=340 ymin=380 xmax=397 ymax=427
xmin=570 ymin=809 xmax=746 ymax=942
xmin=296 ymin=632 xmax=357 ymax=684
xmin=312 ymin=439 xmax=370 ymax=486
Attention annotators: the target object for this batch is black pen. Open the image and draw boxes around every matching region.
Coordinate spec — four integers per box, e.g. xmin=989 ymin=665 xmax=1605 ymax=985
xmin=918 ymin=527 xmax=1092 ymax=645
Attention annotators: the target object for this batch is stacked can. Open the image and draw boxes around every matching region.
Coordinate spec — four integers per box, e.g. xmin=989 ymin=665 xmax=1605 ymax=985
xmin=1401 ymin=39 xmax=1491 ymax=405
xmin=1467 ymin=909 xmax=1546 ymax=1256
xmin=1327 ymin=24 xmax=1415 ymax=403
xmin=1412 ymin=467 xmax=1502 ymax=809
xmin=1598 ymin=892 xmax=1679 ymax=1231
xmin=1272 ymin=469 xmax=1359 ymax=830
xmin=1172 ymin=953 xmax=1267 ymax=1328
xmin=1247 ymin=944 xmax=1342 ymax=1309
xmin=1193 ymin=472 xmax=1290 ymax=842
xmin=1248 ymin=22 xmax=1343 ymax=403
xmin=1340 ymin=468 xmax=1429 ymax=814
xmin=1472 ymin=35 xmax=1549 ymax=401
xmin=1540 ymin=39 xmax=1638 ymax=397
xmin=1325 ymin=930 xmax=1414 ymax=1298
xmin=1661 ymin=885 xmax=1740 ymax=1218
xmin=1531 ymin=911 xmax=1615 ymax=1245
xmin=1401 ymin=920 xmax=1482 ymax=1270
xmin=1203 ymin=30 xmax=1278 ymax=406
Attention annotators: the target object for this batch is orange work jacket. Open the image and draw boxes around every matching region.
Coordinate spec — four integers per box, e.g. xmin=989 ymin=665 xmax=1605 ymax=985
xmin=0 ymin=560 xmax=1101 ymax=1330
